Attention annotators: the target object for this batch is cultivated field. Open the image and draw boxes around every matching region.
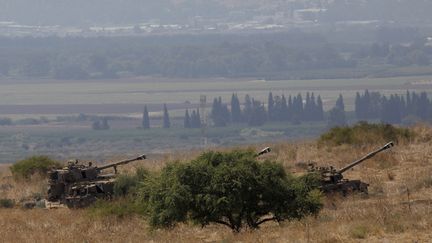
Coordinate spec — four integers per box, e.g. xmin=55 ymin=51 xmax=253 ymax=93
xmin=1 ymin=75 xmax=432 ymax=114
xmin=1 ymin=125 xmax=432 ymax=242
xmin=0 ymin=121 xmax=326 ymax=163
xmin=1 ymin=75 xmax=432 ymax=163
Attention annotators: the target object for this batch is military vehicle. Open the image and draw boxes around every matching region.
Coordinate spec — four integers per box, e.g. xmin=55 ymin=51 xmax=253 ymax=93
xmin=308 ymin=142 xmax=394 ymax=195
xmin=47 ymin=154 xmax=146 ymax=208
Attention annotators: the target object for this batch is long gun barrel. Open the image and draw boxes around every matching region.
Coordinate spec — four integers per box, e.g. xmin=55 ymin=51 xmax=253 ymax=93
xmin=256 ymin=147 xmax=271 ymax=157
xmin=97 ymin=154 xmax=146 ymax=173
xmin=338 ymin=142 xmax=394 ymax=174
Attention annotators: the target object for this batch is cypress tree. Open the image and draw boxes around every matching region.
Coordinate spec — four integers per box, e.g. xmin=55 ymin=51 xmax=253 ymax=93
xmin=287 ymin=95 xmax=293 ymax=121
xmin=211 ymin=98 xmax=220 ymax=126
xmin=195 ymin=109 xmax=202 ymax=128
xmin=380 ymin=96 xmax=391 ymax=123
xmin=406 ymin=90 xmax=412 ymax=116
xmin=211 ymin=97 xmax=229 ymax=127
xmin=231 ymin=93 xmax=242 ymax=123
xmin=248 ymin=99 xmax=267 ymax=126
xmin=328 ymin=94 xmax=346 ymax=127
xmin=268 ymin=92 xmax=274 ymax=121
xmin=335 ymin=94 xmax=345 ymax=111
xmin=191 ymin=110 xmax=197 ymax=128
xmin=355 ymin=92 xmax=362 ymax=119
xmin=101 ymin=118 xmax=110 ymax=130
xmin=363 ymin=90 xmax=371 ymax=119
xmin=190 ymin=109 xmax=202 ymax=128
xmin=184 ymin=109 xmax=191 ymax=128
xmin=243 ymin=94 xmax=253 ymax=122
xmin=281 ymin=95 xmax=288 ymax=121
xmin=316 ymin=95 xmax=324 ymax=121
xmin=310 ymin=93 xmax=317 ymax=121
xmin=142 ymin=105 xmax=150 ymax=129
xmin=419 ymin=92 xmax=429 ymax=120
xmin=304 ymin=92 xmax=311 ymax=121
xmin=163 ymin=104 xmax=170 ymax=128
xmin=291 ymin=93 xmax=303 ymax=123
xmin=400 ymin=96 xmax=407 ymax=118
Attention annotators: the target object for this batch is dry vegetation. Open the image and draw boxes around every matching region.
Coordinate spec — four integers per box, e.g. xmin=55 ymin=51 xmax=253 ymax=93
xmin=1 ymin=125 xmax=432 ymax=242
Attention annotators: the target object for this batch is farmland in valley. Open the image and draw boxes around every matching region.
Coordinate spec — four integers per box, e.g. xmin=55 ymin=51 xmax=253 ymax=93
xmin=0 ymin=75 xmax=432 ymax=163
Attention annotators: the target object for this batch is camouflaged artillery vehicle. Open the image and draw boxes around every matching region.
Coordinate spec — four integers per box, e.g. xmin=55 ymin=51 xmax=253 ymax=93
xmin=46 ymin=154 xmax=146 ymax=208
xmin=308 ymin=142 xmax=394 ymax=195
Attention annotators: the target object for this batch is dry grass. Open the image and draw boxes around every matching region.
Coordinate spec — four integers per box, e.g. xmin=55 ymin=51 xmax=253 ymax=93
xmin=1 ymin=126 xmax=432 ymax=242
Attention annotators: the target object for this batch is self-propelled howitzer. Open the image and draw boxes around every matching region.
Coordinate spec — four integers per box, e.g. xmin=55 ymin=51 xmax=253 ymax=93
xmin=308 ymin=142 xmax=394 ymax=195
xmin=47 ymin=154 xmax=146 ymax=208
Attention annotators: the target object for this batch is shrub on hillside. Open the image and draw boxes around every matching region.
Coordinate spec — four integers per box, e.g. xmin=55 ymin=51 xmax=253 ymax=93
xmin=10 ymin=155 xmax=61 ymax=179
xmin=0 ymin=198 xmax=14 ymax=208
xmin=139 ymin=149 xmax=323 ymax=232
xmin=89 ymin=198 xmax=147 ymax=219
xmin=113 ymin=167 xmax=149 ymax=197
xmin=90 ymin=167 xmax=149 ymax=218
xmin=319 ymin=122 xmax=413 ymax=146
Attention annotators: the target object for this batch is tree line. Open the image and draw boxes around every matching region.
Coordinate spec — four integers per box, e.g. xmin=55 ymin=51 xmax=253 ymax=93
xmin=355 ymin=90 xmax=432 ymax=124
xmin=0 ymin=36 xmax=351 ymax=80
xmin=209 ymin=92 xmax=326 ymax=127
xmin=140 ymin=92 xmax=336 ymax=130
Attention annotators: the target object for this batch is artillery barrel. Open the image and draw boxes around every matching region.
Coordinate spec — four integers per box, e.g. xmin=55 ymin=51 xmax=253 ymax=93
xmin=256 ymin=147 xmax=271 ymax=157
xmin=97 ymin=154 xmax=146 ymax=171
xmin=338 ymin=142 xmax=394 ymax=174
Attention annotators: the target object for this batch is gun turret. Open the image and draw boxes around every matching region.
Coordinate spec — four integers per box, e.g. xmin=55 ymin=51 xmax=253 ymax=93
xmin=338 ymin=141 xmax=394 ymax=174
xmin=97 ymin=154 xmax=146 ymax=173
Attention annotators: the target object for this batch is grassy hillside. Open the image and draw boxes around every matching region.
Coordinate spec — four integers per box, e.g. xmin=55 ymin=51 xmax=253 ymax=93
xmin=0 ymin=125 xmax=432 ymax=242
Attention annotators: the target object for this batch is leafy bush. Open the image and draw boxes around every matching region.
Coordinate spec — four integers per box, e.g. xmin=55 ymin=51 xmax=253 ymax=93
xmin=139 ymin=149 xmax=322 ymax=232
xmin=89 ymin=198 xmax=147 ymax=219
xmin=0 ymin=198 xmax=14 ymax=208
xmin=113 ymin=167 xmax=148 ymax=197
xmin=319 ymin=122 xmax=413 ymax=146
xmin=10 ymin=155 xmax=61 ymax=179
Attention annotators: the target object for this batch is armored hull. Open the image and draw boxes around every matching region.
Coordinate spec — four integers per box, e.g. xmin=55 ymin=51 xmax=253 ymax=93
xmin=321 ymin=180 xmax=369 ymax=195
xmin=47 ymin=155 xmax=146 ymax=208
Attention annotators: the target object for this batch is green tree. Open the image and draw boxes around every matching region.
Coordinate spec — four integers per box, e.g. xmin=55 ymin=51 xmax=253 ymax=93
xmin=184 ymin=109 xmax=191 ymax=128
xmin=92 ymin=118 xmax=110 ymax=130
xmin=211 ymin=97 xmax=230 ymax=127
xmin=139 ymin=149 xmax=322 ymax=232
xmin=190 ymin=109 xmax=201 ymax=128
xmin=328 ymin=94 xmax=346 ymax=127
xmin=316 ymin=95 xmax=324 ymax=121
xmin=230 ymin=93 xmax=242 ymax=123
xmin=243 ymin=94 xmax=253 ymax=122
xmin=142 ymin=105 xmax=150 ymax=129
xmin=248 ymin=99 xmax=267 ymax=126
xmin=268 ymin=92 xmax=274 ymax=121
xmin=163 ymin=104 xmax=171 ymax=128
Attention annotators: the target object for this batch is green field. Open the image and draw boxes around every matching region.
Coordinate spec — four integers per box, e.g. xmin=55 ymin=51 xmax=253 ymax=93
xmin=1 ymin=75 xmax=432 ymax=109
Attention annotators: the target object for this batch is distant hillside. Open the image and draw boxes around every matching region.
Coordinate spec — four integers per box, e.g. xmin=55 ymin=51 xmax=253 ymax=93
xmin=2 ymin=0 xmax=432 ymax=26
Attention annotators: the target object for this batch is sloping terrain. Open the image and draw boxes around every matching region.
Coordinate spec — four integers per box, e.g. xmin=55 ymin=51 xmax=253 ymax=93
xmin=0 ymin=126 xmax=432 ymax=242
